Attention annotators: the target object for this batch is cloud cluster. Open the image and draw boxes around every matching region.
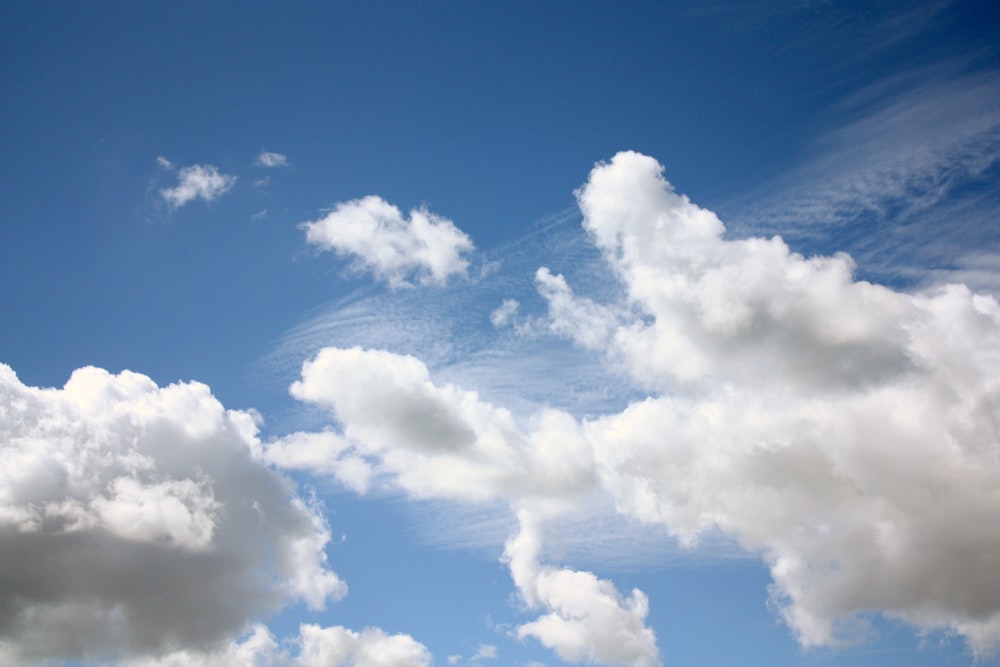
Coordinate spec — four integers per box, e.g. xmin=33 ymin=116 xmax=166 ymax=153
xmin=0 ymin=364 xmax=345 ymax=664
xmin=550 ymin=151 xmax=1000 ymax=652
xmin=160 ymin=164 xmax=237 ymax=208
xmin=276 ymin=151 xmax=1000 ymax=660
xmin=278 ymin=347 xmax=656 ymax=664
xmin=301 ymin=196 xmax=474 ymax=287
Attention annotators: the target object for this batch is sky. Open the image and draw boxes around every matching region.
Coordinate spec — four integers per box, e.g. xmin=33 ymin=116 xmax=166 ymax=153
xmin=1 ymin=1 xmax=999 ymax=666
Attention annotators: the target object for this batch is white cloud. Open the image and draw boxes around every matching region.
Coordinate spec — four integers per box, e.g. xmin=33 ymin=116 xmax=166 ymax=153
xmin=296 ymin=624 xmax=432 ymax=667
xmin=289 ymin=346 xmax=596 ymax=508
xmin=489 ymin=299 xmax=520 ymax=328
xmin=504 ymin=511 xmax=659 ymax=667
xmin=256 ymin=151 xmax=289 ymax=168
xmin=551 ymin=151 xmax=1000 ymax=653
xmin=0 ymin=363 xmax=346 ymax=664
xmin=730 ymin=69 xmax=1000 ymax=294
xmin=253 ymin=208 xmax=268 ymax=221
xmin=263 ymin=430 xmax=373 ymax=494
xmin=278 ymin=151 xmax=1000 ymax=660
xmin=156 ymin=155 xmax=173 ymax=169
xmin=160 ymin=164 xmax=237 ymax=208
xmin=301 ymin=196 xmax=475 ymax=287
xmin=121 ymin=623 xmax=432 ymax=667
xmin=472 ymin=644 xmax=497 ymax=660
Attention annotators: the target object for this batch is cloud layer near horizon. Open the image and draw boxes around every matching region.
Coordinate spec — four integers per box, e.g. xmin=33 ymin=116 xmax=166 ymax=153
xmin=277 ymin=151 xmax=1000 ymax=660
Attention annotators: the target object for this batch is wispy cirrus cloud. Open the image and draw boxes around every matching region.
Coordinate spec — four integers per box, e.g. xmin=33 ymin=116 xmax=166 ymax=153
xmin=0 ymin=364 xmax=344 ymax=664
xmin=159 ymin=163 xmax=238 ymax=208
xmin=727 ymin=68 xmax=1000 ymax=293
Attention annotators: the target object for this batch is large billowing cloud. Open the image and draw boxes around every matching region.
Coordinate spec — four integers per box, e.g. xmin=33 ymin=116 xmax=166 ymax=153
xmin=0 ymin=364 xmax=345 ymax=664
xmin=301 ymin=196 xmax=474 ymax=287
xmin=550 ymin=151 xmax=1000 ymax=653
xmin=277 ymin=151 xmax=1000 ymax=660
xmin=159 ymin=164 xmax=237 ymax=208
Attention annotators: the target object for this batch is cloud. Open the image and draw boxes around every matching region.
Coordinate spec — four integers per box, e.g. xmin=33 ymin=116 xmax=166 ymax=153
xmin=281 ymin=348 xmax=660 ymax=665
xmin=121 ymin=623 xmax=432 ymax=667
xmin=0 ymin=363 xmax=345 ymax=664
xmin=156 ymin=155 xmax=173 ymax=169
xmin=301 ymin=196 xmax=475 ymax=287
xmin=288 ymin=346 xmax=596 ymax=508
xmin=276 ymin=151 xmax=1000 ymax=659
xmin=489 ymin=299 xmax=520 ymax=328
xmin=550 ymin=151 xmax=1000 ymax=653
xmin=471 ymin=643 xmax=497 ymax=661
xmin=160 ymin=164 xmax=237 ymax=208
xmin=295 ymin=624 xmax=432 ymax=667
xmin=504 ymin=511 xmax=659 ymax=667
xmin=256 ymin=151 xmax=289 ymax=168
xmin=729 ymin=69 xmax=1000 ymax=293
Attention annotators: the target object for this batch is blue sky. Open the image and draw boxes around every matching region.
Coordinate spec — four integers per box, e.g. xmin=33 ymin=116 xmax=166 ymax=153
xmin=2 ymin=1 xmax=999 ymax=666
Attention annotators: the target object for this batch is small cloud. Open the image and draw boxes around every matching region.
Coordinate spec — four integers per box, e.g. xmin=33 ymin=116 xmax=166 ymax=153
xmin=254 ymin=176 xmax=271 ymax=189
xmin=156 ymin=155 xmax=173 ymax=170
xmin=160 ymin=164 xmax=237 ymax=209
xmin=473 ymin=644 xmax=498 ymax=661
xmin=252 ymin=209 xmax=268 ymax=221
xmin=256 ymin=151 xmax=289 ymax=168
xmin=448 ymin=655 xmax=461 ymax=665
xmin=301 ymin=195 xmax=475 ymax=287
xmin=490 ymin=299 xmax=519 ymax=328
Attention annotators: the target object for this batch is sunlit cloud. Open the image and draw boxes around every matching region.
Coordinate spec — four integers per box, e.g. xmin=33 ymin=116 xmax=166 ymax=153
xmin=301 ymin=196 xmax=475 ymax=287
xmin=159 ymin=163 xmax=237 ymax=208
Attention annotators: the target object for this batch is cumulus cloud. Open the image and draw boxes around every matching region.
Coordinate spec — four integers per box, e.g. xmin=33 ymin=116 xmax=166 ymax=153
xmin=278 ymin=151 xmax=1000 ymax=660
xmin=284 ymin=346 xmax=658 ymax=665
xmin=122 ymin=623 xmax=432 ymax=667
xmin=0 ymin=364 xmax=345 ymax=664
xmin=288 ymin=346 xmax=596 ymax=508
xmin=301 ymin=196 xmax=475 ymax=287
xmin=160 ymin=164 xmax=237 ymax=208
xmin=549 ymin=151 xmax=1000 ymax=653
xmin=296 ymin=624 xmax=432 ymax=667
xmin=256 ymin=151 xmax=289 ymax=168
xmin=504 ymin=511 xmax=659 ymax=667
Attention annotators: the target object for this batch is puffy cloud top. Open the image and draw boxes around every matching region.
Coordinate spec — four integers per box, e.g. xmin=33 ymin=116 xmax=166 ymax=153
xmin=0 ymin=364 xmax=345 ymax=664
xmin=301 ymin=196 xmax=474 ymax=287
